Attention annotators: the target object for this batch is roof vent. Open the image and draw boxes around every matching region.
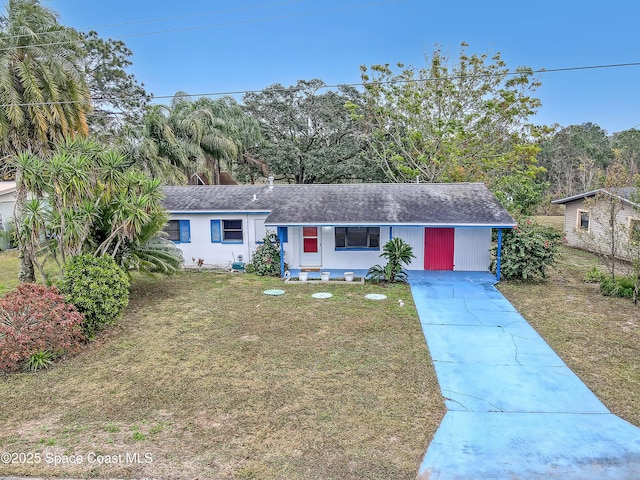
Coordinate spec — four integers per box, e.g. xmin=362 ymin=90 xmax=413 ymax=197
xmin=253 ymin=194 xmax=257 ymax=201
xmin=268 ymin=176 xmax=274 ymax=189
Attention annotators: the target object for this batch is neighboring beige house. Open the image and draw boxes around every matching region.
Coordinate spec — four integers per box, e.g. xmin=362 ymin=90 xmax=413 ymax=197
xmin=552 ymin=188 xmax=640 ymax=259
xmin=0 ymin=181 xmax=17 ymax=231
xmin=0 ymin=181 xmax=17 ymax=249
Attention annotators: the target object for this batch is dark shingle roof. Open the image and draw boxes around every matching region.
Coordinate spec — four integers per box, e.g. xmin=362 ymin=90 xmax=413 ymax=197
xmin=163 ymin=183 xmax=516 ymax=227
xmin=552 ymin=188 xmax=640 ymax=206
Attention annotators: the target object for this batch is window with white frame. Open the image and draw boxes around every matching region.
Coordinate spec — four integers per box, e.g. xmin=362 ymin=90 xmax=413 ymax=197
xmin=577 ymin=210 xmax=590 ymax=231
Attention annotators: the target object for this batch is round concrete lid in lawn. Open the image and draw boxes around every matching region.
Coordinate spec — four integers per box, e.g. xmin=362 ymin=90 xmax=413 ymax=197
xmin=263 ymin=289 xmax=285 ymax=296
xmin=365 ymin=293 xmax=387 ymax=300
xmin=311 ymin=292 xmax=333 ymax=299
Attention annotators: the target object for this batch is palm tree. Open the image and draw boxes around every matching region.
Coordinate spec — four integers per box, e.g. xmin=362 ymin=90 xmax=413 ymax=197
xmin=120 ymin=105 xmax=190 ymax=185
xmin=13 ymin=143 xmax=183 ymax=277
xmin=0 ymin=0 xmax=90 ymax=160
xmin=0 ymin=0 xmax=91 ymax=282
xmin=11 ymin=151 xmax=46 ymax=282
xmin=126 ymin=93 xmax=263 ymax=185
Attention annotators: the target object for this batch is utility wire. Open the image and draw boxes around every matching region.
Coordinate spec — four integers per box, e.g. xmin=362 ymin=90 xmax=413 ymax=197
xmin=0 ymin=60 xmax=639 ymax=109
xmin=0 ymin=0 xmax=307 ymax=42
xmin=0 ymin=0 xmax=404 ymax=52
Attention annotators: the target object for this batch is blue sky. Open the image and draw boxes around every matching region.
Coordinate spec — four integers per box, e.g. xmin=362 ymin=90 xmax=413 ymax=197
xmin=47 ymin=0 xmax=640 ymax=134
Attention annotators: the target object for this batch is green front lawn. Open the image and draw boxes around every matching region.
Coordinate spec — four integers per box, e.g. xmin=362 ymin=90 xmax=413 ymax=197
xmin=2 ymin=237 xmax=639 ymax=478
xmin=0 ymin=269 xmax=443 ymax=479
xmin=0 ymin=249 xmax=19 ymax=296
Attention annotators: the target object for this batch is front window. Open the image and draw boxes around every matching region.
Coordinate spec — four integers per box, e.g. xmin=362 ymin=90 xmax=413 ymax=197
xmin=577 ymin=210 xmax=590 ymax=231
xmin=164 ymin=220 xmax=190 ymax=243
xmin=223 ymin=219 xmax=243 ymax=242
xmin=335 ymin=227 xmax=380 ymax=249
xmin=303 ymin=226 xmax=318 ymax=253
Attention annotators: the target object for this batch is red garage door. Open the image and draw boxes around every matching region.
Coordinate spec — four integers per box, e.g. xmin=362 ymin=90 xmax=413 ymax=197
xmin=424 ymin=228 xmax=454 ymax=270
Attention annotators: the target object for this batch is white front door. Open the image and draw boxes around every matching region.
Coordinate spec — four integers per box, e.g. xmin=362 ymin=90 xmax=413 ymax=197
xmin=300 ymin=226 xmax=322 ymax=267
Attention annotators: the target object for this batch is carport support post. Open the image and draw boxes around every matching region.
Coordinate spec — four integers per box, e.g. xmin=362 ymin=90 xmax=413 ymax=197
xmin=496 ymin=228 xmax=503 ymax=281
xmin=278 ymin=227 xmax=286 ymax=278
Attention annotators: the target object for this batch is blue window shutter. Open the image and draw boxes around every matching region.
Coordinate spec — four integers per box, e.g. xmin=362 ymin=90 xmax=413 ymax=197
xmin=278 ymin=226 xmax=288 ymax=243
xmin=211 ymin=220 xmax=222 ymax=243
xmin=179 ymin=220 xmax=190 ymax=243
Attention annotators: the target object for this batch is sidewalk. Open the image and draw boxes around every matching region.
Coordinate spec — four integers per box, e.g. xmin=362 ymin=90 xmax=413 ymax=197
xmin=409 ymin=271 xmax=640 ymax=479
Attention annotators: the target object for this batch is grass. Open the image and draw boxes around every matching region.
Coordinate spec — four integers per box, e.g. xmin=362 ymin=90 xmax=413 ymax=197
xmin=498 ymin=225 xmax=640 ymax=427
xmin=0 ymin=266 xmax=444 ymax=479
xmin=2 ymin=228 xmax=639 ymax=476
xmin=0 ymin=249 xmax=19 ymax=295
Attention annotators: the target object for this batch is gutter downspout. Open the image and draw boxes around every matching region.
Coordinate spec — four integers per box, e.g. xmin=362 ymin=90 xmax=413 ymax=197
xmin=278 ymin=227 xmax=285 ymax=278
xmin=496 ymin=228 xmax=503 ymax=281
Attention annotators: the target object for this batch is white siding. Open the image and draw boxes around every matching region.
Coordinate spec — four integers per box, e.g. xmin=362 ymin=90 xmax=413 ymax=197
xmin=0 ymin=194 xmax=16 ymax=230
xmin=563 ymin=197 xmax=639 ymax=260
xmin=171 ymin=217 xmax=494 ymax=272
xmin=169 ymin=213 xmax=269 ymax=268
xmin=562 ymin=201 xmax=582 ymax=248
xmin=322 ymin=226 xmax=391 ymax=269
xmin=392 ymin=226 xmax=425 ymax=269
xmin=453 ymin=228 xmax=492 ymax=271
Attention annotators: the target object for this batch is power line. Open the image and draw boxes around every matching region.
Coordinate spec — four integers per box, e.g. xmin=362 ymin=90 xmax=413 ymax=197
xmin=0 ymin=0 xmax=404 ymax=52
xmin=1 ymin=60 xmax=639 ymax=109
xmin=143 ymin=61 xmax=640 ymax=100
xmin=0 ymin=0 xmax=307 ymax=42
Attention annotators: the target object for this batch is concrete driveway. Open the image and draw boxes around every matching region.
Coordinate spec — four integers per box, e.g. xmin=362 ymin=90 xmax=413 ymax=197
xmin=409 ymin=271 xmax=640 ymax=479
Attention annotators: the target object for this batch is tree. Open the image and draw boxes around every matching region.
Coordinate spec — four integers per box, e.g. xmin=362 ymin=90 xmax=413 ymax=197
xmin=611 ymin=128 xmax=640 ymax=176
xmin=577 ymin=163 xmax=633 ymax=281
xmin=11 ymin=139 xmax=183 ymax=282
xmin=121 ymin=104 xmax=191 ymax=185
xmin=125 ymin=93 xmax=262 ymax=185
xmin=538 ymin=123 xmax=613 ymax=196
xmin=355 ymin=43 xmax=544 ymax=191
xmin=168 ymin=93 xmax=262 ymax=184
xmin=0 ymin=0 xmax=92 ymax=282
xmin=243 ymin=79 xmax=382 ymax=184
xmin=82 ymin=31 xmax=151 ymax=143
xmin=0 ymin=0 xmax=90 ymax=160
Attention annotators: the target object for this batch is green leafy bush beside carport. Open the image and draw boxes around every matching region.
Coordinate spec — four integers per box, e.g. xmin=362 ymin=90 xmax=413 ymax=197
xmin=494 ymin=218 xmax=563 ymax=281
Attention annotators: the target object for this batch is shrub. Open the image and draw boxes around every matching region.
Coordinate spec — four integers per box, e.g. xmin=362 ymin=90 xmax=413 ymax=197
xmin=600 ymin=276 xmax=635 ymax=298
xmin=58 ymin=255 xmax=130 ymax=338
xmin=494 ymin=218 xmax=563 ymax=281
xmin=367 ymin=238 xmax=415 ymax=283
xmin=0 ymin=283 xmax=85 ymax=371
xmin=25 ymin=349 xmax=57 ymax=372
xmin=251 ymin=233 xmax=281 ymax=276
xmin=584 ymin=267 xmax=607 ymax=284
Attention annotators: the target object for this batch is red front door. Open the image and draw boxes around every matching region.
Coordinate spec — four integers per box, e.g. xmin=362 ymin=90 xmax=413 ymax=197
xmin=424 ymin=228 xmax=454 ymax=270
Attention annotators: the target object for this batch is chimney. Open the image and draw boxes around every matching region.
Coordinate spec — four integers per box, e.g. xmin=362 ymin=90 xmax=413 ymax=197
xmin=268 ymin=176 xmax=274 ymax=189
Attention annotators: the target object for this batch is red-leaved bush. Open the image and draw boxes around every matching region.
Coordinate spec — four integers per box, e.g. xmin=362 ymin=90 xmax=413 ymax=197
xmin=0 ymin=283 xmax=85 ymax=371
